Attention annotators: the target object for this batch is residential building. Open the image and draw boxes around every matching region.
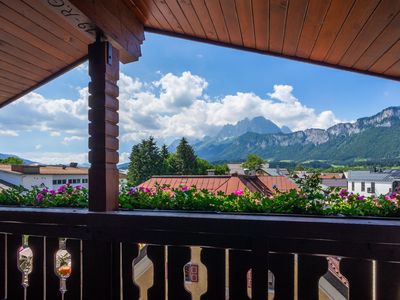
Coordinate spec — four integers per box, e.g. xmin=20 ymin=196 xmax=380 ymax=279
xmin=227 ymin=163 xmax=273 ymax=176
xmin=0 ymin=164 xmax=127 ymax=191
xmin=321 ymin=179 xmax=348 ymax=190
xmin=347 ymin=170 xmax=400 ymax=196
xmin=0 ymin=164 xmax=89 ymax=190
xmin=140 ymin=174 xmax=298 ymax=196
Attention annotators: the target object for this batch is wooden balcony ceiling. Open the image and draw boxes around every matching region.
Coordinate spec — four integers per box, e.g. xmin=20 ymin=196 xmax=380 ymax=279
xmin=131 ymin=0 xmax=400 ymax=79
xmin=0 ymin=0 xmax=400 ymax=108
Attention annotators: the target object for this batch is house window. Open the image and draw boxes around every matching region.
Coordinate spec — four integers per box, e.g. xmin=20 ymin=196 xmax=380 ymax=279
xmin=82 ymin=179 xmax=88 ymax=183
xmin=57 ymin=180 xmax=62 ymax=185
xmin=62 ymin=179 xmax=67 ymax=184
xmin=371 ymin=182 xmax=376 ymax=194
xmin=53 ymin=180 xmax=57 ymax=185
xmin=361 ymin=182 xmax=365 ymax=192
xmin=77 ymin=179 xmax=81 ymax=183
xmin=68 ymin=179 xmax=72 ymax=184
xmin=72 ymin=179 xmax=77 ymax=184
xmin=351 ymin=182 xmax=355 ymax=191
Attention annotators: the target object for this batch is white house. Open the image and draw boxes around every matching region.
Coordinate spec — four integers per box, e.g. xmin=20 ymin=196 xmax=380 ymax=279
xmin=0 ymin=164 xmax=89 ymax=190
xmin=347 ymin=170 xmax=400 ymax=196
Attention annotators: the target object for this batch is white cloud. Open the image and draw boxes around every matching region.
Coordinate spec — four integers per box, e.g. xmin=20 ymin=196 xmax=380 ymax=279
xmin=35 ymin=144 xmax=42 ymax=150
xmin=62 ymin=136 xmax=84 ymax=145
xmin=0 ymin=71 xmax=343 ymax=148
xmin=119 ymin=152 xmax=130 ymax=163
xmin=0 ymin=129 xmax=19 ymax=137
xmin=50 ymin=131 xmax=61 ymax=137
xmin=14 ymin=152 xmax=88 ymax=164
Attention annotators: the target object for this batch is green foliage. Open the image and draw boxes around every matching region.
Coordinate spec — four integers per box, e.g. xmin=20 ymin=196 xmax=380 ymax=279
xmin=0 ymin=185 xmax=87 ymax=208
xmin=175 ymin=137 xmax=197 ymax=174
xmin=127 ymin=137 xmax=163 ymax=185
xmin=0 ymin=157 xmax=23 ymax=164
xmin=242 ymin=154 xmax=265 ymax=170
xmin=1 ymin=183 xmax=400 ymax=217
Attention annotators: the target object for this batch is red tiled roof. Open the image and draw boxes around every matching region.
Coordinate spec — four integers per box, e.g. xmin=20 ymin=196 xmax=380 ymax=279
xmin=140 ymin=175 xmax=297 ymax=195
xmin=257 ymin=176 xmax=298 ymax=193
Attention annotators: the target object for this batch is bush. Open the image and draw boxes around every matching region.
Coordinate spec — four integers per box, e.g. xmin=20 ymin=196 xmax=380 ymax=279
xmin=0 ymin=182 xmax=399 ymax=217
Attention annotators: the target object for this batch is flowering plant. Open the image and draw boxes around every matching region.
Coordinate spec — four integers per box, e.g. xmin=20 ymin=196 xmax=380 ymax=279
xmin=1 ymin=179 xmax=400 ymax=217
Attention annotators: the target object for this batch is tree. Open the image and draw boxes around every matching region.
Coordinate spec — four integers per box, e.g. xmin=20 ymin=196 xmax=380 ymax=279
xmin=127 ymin=137 xmax=162 ymax=185
xmin=295 ymin=164 xmax=305 ymax=171
xmin=160 ymin=144 xmax=170 ymax=174
xmin=0 ymin=157 xmax=23 ymax=164
xmin=175 ymin=137 xmax=197 ymax=174
xmin=242 ymin=154 xmax=265 ymax=171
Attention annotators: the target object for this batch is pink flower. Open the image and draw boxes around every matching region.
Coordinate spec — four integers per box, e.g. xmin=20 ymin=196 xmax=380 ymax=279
xmin=339 ymin=189 xmax=348 ymax=198
xmin=49 ymin=189 xmax=56 ymax=196
xmin=181 ymin=185 xmax=189 ymax=192
xmin=57 ymin=185 xmax=66 ymax=194
xmin=357 ymin=195 xmax=365 ymax=201
xmin=41 ymin=188 xmax=49 ymax=194
xmin=36 ymin=193 xmax=44 ymax=202
xmin=234 ymin=189 xmax=244 ymax=196
xmin=144 ymin=188 xmax=151 ymax=194
xmin=75 ymin=185 xmax=83 ymax=190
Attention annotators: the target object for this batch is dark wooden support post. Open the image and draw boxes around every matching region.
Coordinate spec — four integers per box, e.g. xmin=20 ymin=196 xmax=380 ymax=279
xmin=88 ymin=36 xmax=120 ymax=212
xmin=83 ymin=37 xmax=121 ymax=300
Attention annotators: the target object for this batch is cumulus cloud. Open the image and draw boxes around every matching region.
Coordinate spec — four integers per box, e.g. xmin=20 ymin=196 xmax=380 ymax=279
xmin=62 ymin=136 xmax=84 ymax=145
xmin=0 ymin=129 xmax=19 ymax=137
xmin=0 ymin=71 xmax=343 ymax=147
xmin=14 ymin=152 xmax=88 ymax=165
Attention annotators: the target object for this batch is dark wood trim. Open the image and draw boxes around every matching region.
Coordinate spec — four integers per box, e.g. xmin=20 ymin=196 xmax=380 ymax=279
xmin=88 ymin=39 xmax=120 ymax=212
xmin=0 ymin=56 xmax=87 ymax=109
xmin=144 ymin=27 xmax=400 ymax=82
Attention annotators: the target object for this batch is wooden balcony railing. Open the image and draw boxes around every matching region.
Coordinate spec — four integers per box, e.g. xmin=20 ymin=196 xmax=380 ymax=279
xmin=0 ymin=207 xmax=400 ymax=299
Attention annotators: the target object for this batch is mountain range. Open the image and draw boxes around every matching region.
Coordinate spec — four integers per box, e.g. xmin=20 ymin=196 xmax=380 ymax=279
xmin=192 ymin=107 xmax=400 ymax=164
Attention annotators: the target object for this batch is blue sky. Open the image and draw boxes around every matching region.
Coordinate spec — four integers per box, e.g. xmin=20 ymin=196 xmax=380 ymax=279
xmin=0 ymin=32 xmax=399 ymax=164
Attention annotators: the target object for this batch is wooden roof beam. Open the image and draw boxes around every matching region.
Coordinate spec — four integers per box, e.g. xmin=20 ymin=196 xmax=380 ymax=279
xmin=58 ymin=0 xmax=145 ymax=63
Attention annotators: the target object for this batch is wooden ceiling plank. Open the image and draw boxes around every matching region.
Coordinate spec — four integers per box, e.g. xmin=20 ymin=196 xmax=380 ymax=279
xmin=176 ymin=0 xmax=207 ymax=37
xmin=124 ymin=0 xmax=159 ymax=28
xmin=0 ymin=2 xmax=84 ymax=58
xmin=235 ymin=0 xmax=255 ymax=48
xmin=0 ymin=29 xmax=65 ymax=69
xmin=310 ymin=0 xmax=355 ymax=61
xmin=0 ymin=39 xmax=58 ymax=72
xmin=0 ymin=84 xmax=23 ymax=95
xmin=340 ymin=0 xmax=400 ymax=68
xmin=101 ymin=0 xmax=145 ymax=43
xmin=22 ymin=0 xmax=92 ymax=45
xmin=325 ymin=0 xmax=380 ymax=65
xmin=190 ymin=0 xmax=218 ymax=41
xmin=135 ymin=0 xmax=173 ymax=31
xmin=369 ymin=40 xmax=400 ymax=74
xmin=163 ymin=0 xmax=196 ymax=35
xmin=0 ymin=50 xmax=51 ymax=78
xmin=152 ymin=0 xmax=186 ymax=34
xmin=0 ymin=76 xmax=27 ymax=91
xmin=0 ymin=68 xmax=37 ymax=86
xmin=269 ymin=0 xmax=289 ymax=53
xmin=219 ymin=0 xmax=243 ymax=46
xmin=124 ymin=0 xmax=150 ymax=25
xmin=0 ymin=16 xmax=76 ymax=62
xmin=296 ymin=0 xmax=331 ymax=58
xmin=252 ymin=0 xmax=269 ymax=51
xmin=384 ymin=59 xmax=400 ymax=77
xmin=0 ymin=60 xmax=44 ymax=82
xmin=204 ymin=0 xmax=230 ymax=43
xmin=282 ymin=0 xmax=308 ymax=56
xmin=353 ymin=13 xmax=400 ymax=70
xmin=6 ymin=0 xmax=88 ymax=52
